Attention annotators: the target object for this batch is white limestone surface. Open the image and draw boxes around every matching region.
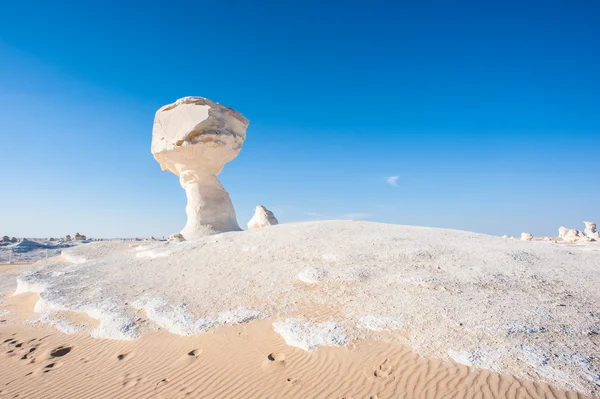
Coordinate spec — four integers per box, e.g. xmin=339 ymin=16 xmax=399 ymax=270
xmin=1 ymin=221 xmax=599 ymax=395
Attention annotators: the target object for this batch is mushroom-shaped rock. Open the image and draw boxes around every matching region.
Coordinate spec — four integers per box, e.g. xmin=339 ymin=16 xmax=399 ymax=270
xmin=152 ymin=97 xmax=249 ymax=240
xmin=74 ymin=232 xmax=86 ymax=241
xmin=64 ymin=235 xmax=72 ymax=242
xmin=584 ymin=221 xmax=599 ymax=241
xmin=247 ymin=205 xmax=279 ymax=230
xmin=521 ymin=232 xmax=533 ymax=241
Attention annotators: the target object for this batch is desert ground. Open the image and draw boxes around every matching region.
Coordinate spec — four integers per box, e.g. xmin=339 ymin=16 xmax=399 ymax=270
xmin=1 ymin=221 xmax=599 ymax=398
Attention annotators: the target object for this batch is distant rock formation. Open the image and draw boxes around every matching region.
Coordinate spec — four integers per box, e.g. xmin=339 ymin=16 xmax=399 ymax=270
xmin=558 ymin=227 xmax=588 ymax=243
xmin=168 ymin=233 xmax=185 ymax=242
xmin=247 ymin=205 xmax=279 ymax=230
xmin=501 ymin=235 xmax=509 ymax=239
xmin=584 ymin=221 xmax=599 ymax=241
xmin=521 ymin=232 xmax=533 ymax=241
xmin=74 ymin=233 xmax=86 ymax=241
xmin=64 ymin=235 xmax=72 ymax=242
xmin=151 ymin=97 xmax=249 ymax=240
xmin=2 ymin=236 xmax=9 ymax=242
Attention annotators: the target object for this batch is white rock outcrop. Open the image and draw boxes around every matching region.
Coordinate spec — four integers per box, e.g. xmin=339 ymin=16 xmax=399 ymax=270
xmin=584 ymin=221 xmax=599 ymax=241
xmin=168 ymin=233 xmax=185 ymax=242
xmin=64 ymin=235 xmax=72 ymax=242
xmin=558 ymin=227 xmax=588 ymax=243
xmin=151 ymin=97 xmax=249 ymax=239
xmin=521 ymin=232 xmax=533 ymax=241
xmin=247 ymin=205 xmax=279 ymax=230
xmin=74 ymin=232 xmax=86 ymax=241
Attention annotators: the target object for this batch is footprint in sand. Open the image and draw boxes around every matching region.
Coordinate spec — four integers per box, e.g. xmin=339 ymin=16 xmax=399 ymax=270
xmin=261 ymin=352 xmax=286 ymax=372
xmin=187 ymin=349 xmax=202 ymax=357
xmin=169 ymin=349 xmax=203 ymax=370
xmin=117 ymin=352 xmax=134 ymax=361
xmin=42 ymin=361 xmax=63 ymax=374
xmin=372 ymin=359 xmax=394 ymax=381
xmin=50 ymin=346 xmax=72 ymax=357
xmin=122 ymin=372 xmax=145 ymax=388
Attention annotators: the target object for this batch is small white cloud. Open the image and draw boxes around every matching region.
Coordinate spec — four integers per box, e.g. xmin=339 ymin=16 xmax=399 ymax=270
xmin=386 ymin=176 xmax=399 ymax=187
xmin=304 ymin=212 xmax=319 ymax=217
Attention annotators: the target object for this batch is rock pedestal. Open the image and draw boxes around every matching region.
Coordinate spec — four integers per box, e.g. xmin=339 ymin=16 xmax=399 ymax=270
xmin=584 ymin=221 xmax=599 ymax=241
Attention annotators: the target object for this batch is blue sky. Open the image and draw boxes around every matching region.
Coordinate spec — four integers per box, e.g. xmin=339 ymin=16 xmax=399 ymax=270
xmin=1 ymin=1 xmax=598 ymax=238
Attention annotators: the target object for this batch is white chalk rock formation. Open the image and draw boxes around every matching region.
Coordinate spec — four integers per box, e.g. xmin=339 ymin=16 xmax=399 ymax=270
xmin=521 ymin=232 xmax=533 ymax=241
xmin=64 ymin=235 xmax=72 ymax=242
xmin=74 ymin=232 xmax=86 ymax=241
xmin=558 ymin=227 xmax=587 ymax=243
xmin=2 ymin=236 xmax=9 ymax=242
xmin=247 ymin=205 xmax=279 ymax=230
xmin=584 ymin=221 xmax=599 ymax=241
xmin=152 ymin=97 xmax=249 ymax=240
xmin=168 ymin=233 xmax=185 ymax=242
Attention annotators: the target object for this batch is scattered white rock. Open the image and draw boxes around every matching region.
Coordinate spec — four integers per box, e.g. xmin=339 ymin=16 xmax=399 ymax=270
xmin=132 ymin=297 xmax=213 ymax=336
xmin=273 ymin=318 xmax=348 ymax=351
xmin=448 ymin=349 xmax=473 ymax=366
xmin=297 ymin=267 xmax=326 ymax=283
xmin=31 ymin=312 xmax=80 ymax=334
xmin=151 ymin=96 xmax=249 ymax=240
xmin=501 ymin=235 xmax=509 ymax=239
xmin=247 ymin=205 xmax=279 ymax=229
xmin=521 ymin=232 xmax=533 ymax=241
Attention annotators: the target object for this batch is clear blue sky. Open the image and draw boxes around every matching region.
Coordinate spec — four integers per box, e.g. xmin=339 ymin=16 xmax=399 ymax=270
xmin=1 ymin=1 xmax=598 ymax=238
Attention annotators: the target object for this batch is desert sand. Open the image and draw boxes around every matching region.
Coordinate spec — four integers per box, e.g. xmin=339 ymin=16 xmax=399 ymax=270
xmin=1 ymin=221 xmax=599 ymax=398
xmin=0 ymin=291 xmax=590 ymax=399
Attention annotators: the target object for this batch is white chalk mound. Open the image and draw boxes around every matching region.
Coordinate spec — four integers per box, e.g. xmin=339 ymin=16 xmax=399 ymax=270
xmin=247 ymin=204 xmax=279 ymax=229
xmin=273 ymin=318 xmax=348 ymax=351
xmin=3 ymin=221 xmax=600 ymax=395
xmin=151 ymin=97 xmax=249 ymax=240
